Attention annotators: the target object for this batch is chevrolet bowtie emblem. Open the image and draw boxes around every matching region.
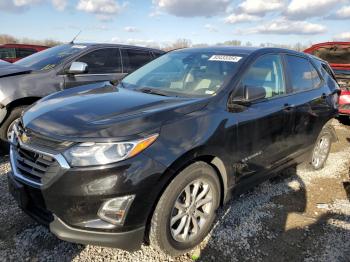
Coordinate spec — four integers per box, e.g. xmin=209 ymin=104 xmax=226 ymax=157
xmin=21 ymin=133 xmax=30 ymax=143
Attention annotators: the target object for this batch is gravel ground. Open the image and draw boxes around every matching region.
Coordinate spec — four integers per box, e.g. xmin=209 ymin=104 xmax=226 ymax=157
xmin=0 ymin=120 xmax=349 ymax=262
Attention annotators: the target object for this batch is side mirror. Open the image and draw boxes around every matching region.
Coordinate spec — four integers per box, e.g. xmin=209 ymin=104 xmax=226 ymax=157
xmin=231 ymin=85 xmax=266 ymax=106
xmin=67 ymin=62 xmax=88 ymax=75
xmin=244 ymin=85 xmax=266 ymax=101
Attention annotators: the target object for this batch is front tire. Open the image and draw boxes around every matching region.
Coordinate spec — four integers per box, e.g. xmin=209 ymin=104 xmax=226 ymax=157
xmin=310 ymin=129 xmax=332 ymax=170
xmin=149 ymin=162 xmax=221 ymax=256
xmin=0 ymin=106 xmax=26 ymax=149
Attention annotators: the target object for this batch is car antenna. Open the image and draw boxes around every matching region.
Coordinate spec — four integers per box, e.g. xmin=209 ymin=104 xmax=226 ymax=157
xmin=70 ymin=31 xmax=82 ymax=44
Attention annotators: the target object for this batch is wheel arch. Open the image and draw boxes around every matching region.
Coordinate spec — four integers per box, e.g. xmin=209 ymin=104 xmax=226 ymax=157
xmin=6 ymin=96 xmax=42 ymax=111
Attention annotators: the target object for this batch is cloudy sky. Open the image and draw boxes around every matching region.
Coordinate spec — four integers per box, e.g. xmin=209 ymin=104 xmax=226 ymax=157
xmin=0 ymin=0 xmax=350 ymax=46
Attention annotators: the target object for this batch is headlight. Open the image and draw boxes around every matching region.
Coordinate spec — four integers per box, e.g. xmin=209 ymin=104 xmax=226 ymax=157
xmin=63 ymin=134 xmax=158 ymax=167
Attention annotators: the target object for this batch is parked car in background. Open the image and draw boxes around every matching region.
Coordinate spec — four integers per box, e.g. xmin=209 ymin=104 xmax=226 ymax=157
xmin=0 ymin=43 xmax=164 ymax=146
xmin=8 ymin=47 xmax=339 ymax=256
xmin=0 ymin=44 xmax=48 ymax=63
xmin=304 ymin=42 xmax=350 ymax=121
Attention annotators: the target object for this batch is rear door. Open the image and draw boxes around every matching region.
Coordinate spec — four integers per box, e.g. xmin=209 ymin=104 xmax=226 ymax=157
xmin=64 ymin=48 xmax=125 ymax=89
xmin=283 ymin=54 xmax=333 ymax=153
xmin=232 ymin=54 xmax=295 ymax=181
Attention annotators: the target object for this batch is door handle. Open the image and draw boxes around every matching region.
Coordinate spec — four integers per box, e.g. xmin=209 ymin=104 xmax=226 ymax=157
xmin=321 ymin=93 xmax=327 ymax=99
xmin=283 ymin=103 xmax=295 ymax=111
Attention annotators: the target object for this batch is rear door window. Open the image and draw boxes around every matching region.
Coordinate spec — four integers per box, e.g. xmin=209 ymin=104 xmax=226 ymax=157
xmin=285 ymin=55 xmax=322 ymax=93
xmin=76 ymin=48 xmax=122 ymax=74
xmin=122 ymin=49 xmax=153 ymax=73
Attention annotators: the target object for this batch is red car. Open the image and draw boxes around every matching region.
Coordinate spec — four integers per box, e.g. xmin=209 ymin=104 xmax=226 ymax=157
xmin=304 ymin=42 xmax=350 ymax=120
xmin=0 ymin=44 xmax=48 ymax=63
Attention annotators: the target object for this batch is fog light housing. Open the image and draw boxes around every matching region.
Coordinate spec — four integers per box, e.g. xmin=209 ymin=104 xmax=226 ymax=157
xmin=97 ymin=195 xmax=135 ymax=225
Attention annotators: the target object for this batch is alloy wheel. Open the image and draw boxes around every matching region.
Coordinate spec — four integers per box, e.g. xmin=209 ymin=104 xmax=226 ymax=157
xmin=312 ymin=135 xmax=331 ymax=168
xmin=170 ymin=179 xmax=214 ymax=243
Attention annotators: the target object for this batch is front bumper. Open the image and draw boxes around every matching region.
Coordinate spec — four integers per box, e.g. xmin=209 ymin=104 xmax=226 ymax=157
xmin=8 ymin=126 xmax=168 ymax=250
xmin=50 ymin=215 xmax=145 ymax=251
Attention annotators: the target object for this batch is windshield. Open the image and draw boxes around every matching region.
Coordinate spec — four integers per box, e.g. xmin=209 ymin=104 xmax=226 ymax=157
xmin=312 ymin=45 xmax=350 ymax=64
xmin=15 ymin=44 xmax=85 ymax=70
xmin=122 ymin=51 xmax=245 ymax=97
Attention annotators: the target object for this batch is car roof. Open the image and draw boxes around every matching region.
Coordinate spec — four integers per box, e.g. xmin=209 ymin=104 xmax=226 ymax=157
xmin=172 ymin=46 xmax=309 ymax=57
xmin=72 ymin=43 xmax=164 ymax=53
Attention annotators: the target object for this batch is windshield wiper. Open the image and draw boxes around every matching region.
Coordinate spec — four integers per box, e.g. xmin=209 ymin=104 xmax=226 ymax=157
xmin=137 ymin=87 xmax=169 ymax=97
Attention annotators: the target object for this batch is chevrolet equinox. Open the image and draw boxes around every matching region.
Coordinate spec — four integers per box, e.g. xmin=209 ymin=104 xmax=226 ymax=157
xmin=8 ymin=47 xmax=339 ymax=256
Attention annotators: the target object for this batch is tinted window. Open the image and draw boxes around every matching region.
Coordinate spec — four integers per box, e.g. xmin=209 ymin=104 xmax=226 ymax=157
xmin=16 ymin=48 xmax=36 ymax=59
xmin=15 ymin=44 xmax=83 ymax=70
xmin=241 ymin=54 xmax=286 ymax=98
xmin=77 ymin=48 xmax=121 ymax=74
xmin=0 ymin=48 xmax=15 ymax=59
xmin=123 ymin=49 xmax=153 ymax=72
xmin=285 ymin=55 xmax=322 ymax=92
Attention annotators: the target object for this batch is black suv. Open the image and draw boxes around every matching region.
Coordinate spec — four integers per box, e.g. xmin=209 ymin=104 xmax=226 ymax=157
xmin=0 ymin=43 xmax=164 ymax=144
xmin=8 ymin=47 xmax=339 ymax=256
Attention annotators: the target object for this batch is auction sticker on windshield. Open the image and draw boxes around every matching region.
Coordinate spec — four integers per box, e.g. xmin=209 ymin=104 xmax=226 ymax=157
xmin=209 ymin=55 xmax=242 ymax=62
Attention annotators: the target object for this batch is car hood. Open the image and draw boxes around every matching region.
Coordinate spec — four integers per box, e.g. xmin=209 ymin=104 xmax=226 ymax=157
xmin=22 ymin=83 xmax=208 ymax=141
xmin=0 ymin=61 xmax=31 ymax=78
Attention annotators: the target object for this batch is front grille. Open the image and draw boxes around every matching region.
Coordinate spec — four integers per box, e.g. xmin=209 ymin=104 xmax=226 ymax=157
xmin=15 ymin=147 xmax=56 ymax=184
xmin=10 ymin=122 xmax=65 ymax=187
xmin=16 ymin=121 xmax=73 ymax=152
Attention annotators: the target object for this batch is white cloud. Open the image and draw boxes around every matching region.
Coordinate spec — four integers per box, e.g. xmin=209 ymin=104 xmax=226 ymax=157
xmin=0 ymin=0 xmax=42 ymax=13
xmin=153 ymin=0 xmax=230 ymax=17
xmin=286 ymin=0 xmax=339 ymax=19
xmin=204 ymin=24 xmax=218 ymax=32
xmin=76 ymin=0 xmax=126 ymax=21
xmin=13 ymin=0 xmax=41 ymax=6
xmin=124 ymin=26 xmax=139 ymax=32
xmin=239 ymin=0 xmax=285 ymax=16
xmin=51 ymin=0 xmax=67 ymax=11
xmin=0 ymin=0 xmax=66 ymax=12
xmin=149 ymin=9 xmax=162 ymax=17
xmin=245 ymin=18 xmax=327 ymax=35
xmin=334 ymin=32 xmax=350 ymax=40
xmin=111 ymin=37 xmax=160 ymax=47
xmin=330 ymin=5 xmax=350 ymax=19
xmin=225 ymin=13 xmax=260 ymax=24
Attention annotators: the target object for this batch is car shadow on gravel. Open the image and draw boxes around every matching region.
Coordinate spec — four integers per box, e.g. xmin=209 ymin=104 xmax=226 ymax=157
xmin=197 ymin=165 xmax=350 ymax=262
xmin=0 ymin=163 xmax=85 ymax=262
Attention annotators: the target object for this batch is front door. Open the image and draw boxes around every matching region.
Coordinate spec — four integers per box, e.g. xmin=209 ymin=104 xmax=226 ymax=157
xmin=229 ymin=54 xmax=295 ymax=182
xmin=64 ymin=48 xmax=126 ymax=89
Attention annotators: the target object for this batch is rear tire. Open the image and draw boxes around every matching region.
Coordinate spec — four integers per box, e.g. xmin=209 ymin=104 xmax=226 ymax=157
xmin=0 ymin=106 xmax=26 ymax=150
xmin=310 ymin=129 xmax=332 ymax=170
xmin=149 ymin=162 xmax=221 ymax=256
